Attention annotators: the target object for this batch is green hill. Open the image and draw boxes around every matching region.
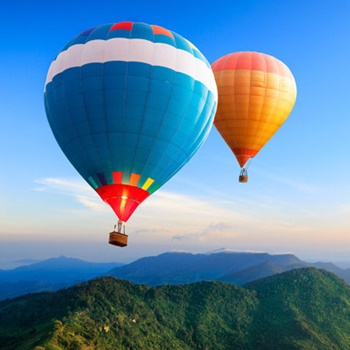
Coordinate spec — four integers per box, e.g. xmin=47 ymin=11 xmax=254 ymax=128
xmin=0 ymin=268 xmax=350 ymax=350
xmin=246 ymin=268 xmax=350 ymax=349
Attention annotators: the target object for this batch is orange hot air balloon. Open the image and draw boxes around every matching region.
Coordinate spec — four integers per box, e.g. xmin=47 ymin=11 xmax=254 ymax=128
xmin=212 ymin=52 xmax=297 ymax=182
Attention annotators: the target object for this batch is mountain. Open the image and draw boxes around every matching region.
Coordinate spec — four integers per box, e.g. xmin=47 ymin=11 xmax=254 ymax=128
xmin=107 ymin=250 xmax=350 ymax=286
xmin=0 ymin=268 xmax=350 ymax=349
xmin=0 ymin=256 xmax=123 ymax=301
xmin=246 ymin=268 xmax=350 ymax=349
xmin=309 ymin=261 xmax=350 ymax=283
xmin=3 ymin=251 xmax=350 ymax=302
xmin=219 ymin=260 xmax=294 ymax=285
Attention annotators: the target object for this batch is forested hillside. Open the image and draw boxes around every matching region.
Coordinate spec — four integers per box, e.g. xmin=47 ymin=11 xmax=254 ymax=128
xmin=0 ymin=268 xmax=350 ymax=350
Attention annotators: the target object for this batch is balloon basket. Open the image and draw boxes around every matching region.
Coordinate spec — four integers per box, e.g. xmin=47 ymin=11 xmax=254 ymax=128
xmin=109 ymin=231 xmax=128 ymax=247
xmin=239 ymin=175 xmax=248 ymax=183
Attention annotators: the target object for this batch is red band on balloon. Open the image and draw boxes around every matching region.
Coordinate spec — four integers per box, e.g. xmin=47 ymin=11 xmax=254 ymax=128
xmin=110 ymin=22 xmax=133 ymax=32
xmin=212 ymin=52 xmax=293 ymax=79
xmin=232 ymin=148 xmax=258 ymax=167
xmin=96 ymin=184 xmax=149 ymax=222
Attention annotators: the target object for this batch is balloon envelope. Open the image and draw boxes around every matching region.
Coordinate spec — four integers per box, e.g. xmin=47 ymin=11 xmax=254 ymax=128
xmin=212 ymin=51 xmax=296 ymax=168
xmin=44 ymin=22 xmax=217 ymax=221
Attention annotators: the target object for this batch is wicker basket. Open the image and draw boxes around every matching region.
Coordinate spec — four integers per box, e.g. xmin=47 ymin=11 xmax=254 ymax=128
xmin=109 ymin=231 xmax=128 ymax=247
xmin=239 ymin=175 xmax=248 ymax=183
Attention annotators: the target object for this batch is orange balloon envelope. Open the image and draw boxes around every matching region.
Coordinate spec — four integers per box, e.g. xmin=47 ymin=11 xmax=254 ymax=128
xmin=212 ymin=51 xmax=297 ymax=181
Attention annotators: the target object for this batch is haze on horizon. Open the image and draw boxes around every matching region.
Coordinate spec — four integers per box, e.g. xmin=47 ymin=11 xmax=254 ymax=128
xmin=1 ymin=0 xmax=350 ymax=266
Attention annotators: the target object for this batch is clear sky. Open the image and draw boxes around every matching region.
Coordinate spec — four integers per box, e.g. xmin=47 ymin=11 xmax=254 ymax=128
xmin=1 ymin=0 xmax=350 ymax=266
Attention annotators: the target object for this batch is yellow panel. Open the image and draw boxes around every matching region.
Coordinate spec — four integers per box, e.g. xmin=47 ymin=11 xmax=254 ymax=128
xmin=142 ymin=178 xmax=154 ymax=191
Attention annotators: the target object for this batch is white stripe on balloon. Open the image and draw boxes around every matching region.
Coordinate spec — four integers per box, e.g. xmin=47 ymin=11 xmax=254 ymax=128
xmin=45 ymin=38 xmax=217 ymax=98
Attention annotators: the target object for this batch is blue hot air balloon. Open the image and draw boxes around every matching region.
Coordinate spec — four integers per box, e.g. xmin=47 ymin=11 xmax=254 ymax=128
xmin=44 ymin=21 xmax=217 ymax=246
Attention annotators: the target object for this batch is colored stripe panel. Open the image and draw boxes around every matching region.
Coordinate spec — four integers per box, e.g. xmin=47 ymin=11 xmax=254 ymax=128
xmin=110 ymin=22 xmax=133 ymax=31
xmin=151 ymin=25 xmax=174 ymax=38
xmin=129 ymin=173 xmax=141 ymax=186
xmin=79 ymin=27 xmax=97 ymax=37
xmin=186 ymin=40 xmax=197 ymax=50
xmin=113 ymin=171 xmax=123 ymax=184
xmin=44 ymin=38 xmax=217 ymax=98
xmin=148 ymin=182 xmax=160 ymax=195
xmin=142 ymin=178 xmax=154 ymax=191
xmin=97 ymin=173 xmax=108 ymax=186
xmin=88 ymin=176 xmax=99 ymax=189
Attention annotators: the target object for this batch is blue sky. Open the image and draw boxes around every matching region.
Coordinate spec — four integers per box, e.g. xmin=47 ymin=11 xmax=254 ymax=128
xmin=1 ymin=0 xmax=350 ymax=266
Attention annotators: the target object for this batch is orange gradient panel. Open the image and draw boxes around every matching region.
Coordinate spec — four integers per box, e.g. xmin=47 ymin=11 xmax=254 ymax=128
xmin=212 ymin=52 xmax=297 ymax=167
xmin=212 ymin=51 xmax=294 ymax=79
xmin=129 ymin=173 xmax=141 ymax=187
xmin=151 ymin=25 xmax=174 ymax=38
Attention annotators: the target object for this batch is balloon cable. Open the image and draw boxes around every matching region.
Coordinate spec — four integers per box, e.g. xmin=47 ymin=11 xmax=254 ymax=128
xmin=241 ymin=158 xmax=253 ymax=175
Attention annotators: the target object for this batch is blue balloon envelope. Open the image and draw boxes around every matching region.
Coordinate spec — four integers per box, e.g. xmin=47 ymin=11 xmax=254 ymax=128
xmin=44 ymin=21 xmax=217 ymax=222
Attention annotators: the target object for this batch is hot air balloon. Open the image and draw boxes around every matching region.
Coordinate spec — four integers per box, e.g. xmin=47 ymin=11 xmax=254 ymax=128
xmin=212 ymin=51 xmax=296 ymax=182
xmin=44 ymin=22 xmax=217 ymax=246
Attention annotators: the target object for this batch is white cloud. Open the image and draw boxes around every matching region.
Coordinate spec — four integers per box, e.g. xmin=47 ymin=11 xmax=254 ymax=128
xmin=32 ymin=177 xmax=343 ymax=250
xmin=35 ymin=177 xmax=91 ymax=194
xmin=75 ymin=195 xmax=107 ymax=212
xmin=34 ymin=177 xmax=245 ymax=219
xmin=140 ymin=191 xmax=248 ymax=223
xmin=34 ymin=177 xmax=107 ymax=212
xmin=33 ymin=177 xmax=250 ymax=241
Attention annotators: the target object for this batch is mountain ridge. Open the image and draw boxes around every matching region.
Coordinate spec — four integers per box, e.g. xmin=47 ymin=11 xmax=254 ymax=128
xmin=2 ymin=251 xmax=350 ymax=301
xmin=0 ymin=256 xmax=123 ymax=301
xmin=107 ymin=250 xmax=350 ymax=286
